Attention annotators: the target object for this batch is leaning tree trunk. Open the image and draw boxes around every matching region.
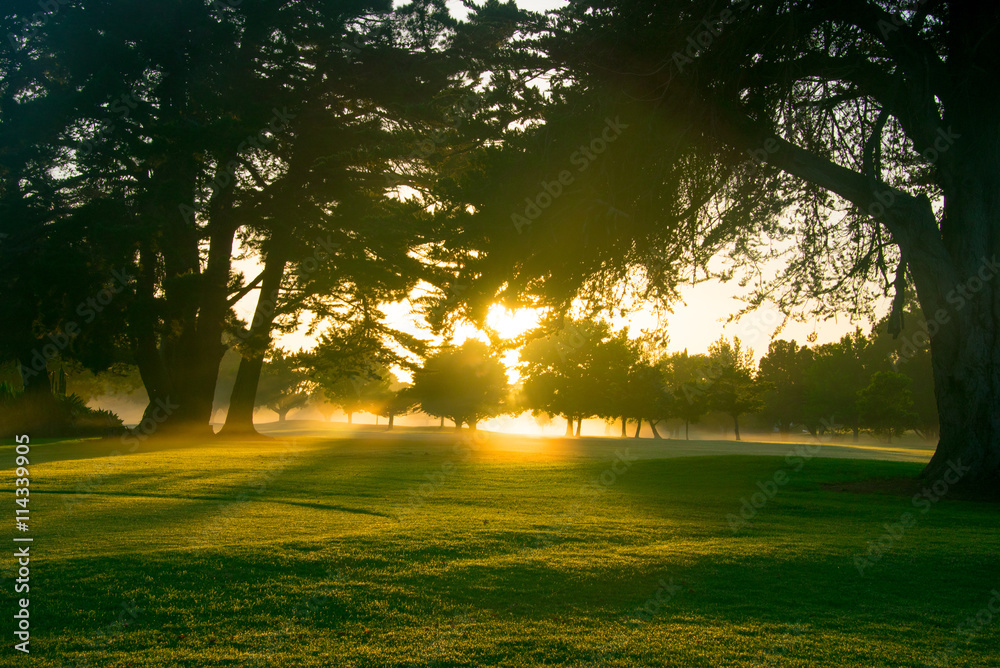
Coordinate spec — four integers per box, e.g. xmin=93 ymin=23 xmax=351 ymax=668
xmin=648 ymin=420 xmax=661 ymax=439
xmin=220 ymin=238 xmax=288 ymax=437
xmin=634 ymin=421 xmax=642 ymax=438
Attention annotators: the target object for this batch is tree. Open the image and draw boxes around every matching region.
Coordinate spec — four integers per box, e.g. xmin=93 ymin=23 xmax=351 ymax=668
xmin=310 ymin=390 xmax=338 ymax=422
xmin=706 ymin=337 xmax=766 ymax=442
xmin=429 ymin=1 xmax=1000 ymax=482
xmin=662 ymin=351 xmax=711 ymax=441
xmin=255 ymin=351 xmax=311 ymax=423
xmin=857 ymin=371 xmax=917 ymax=442
xmin=805 ymin=330 xmax=887 ymax=441
xmin=373 ymin=385 xmax=419 ymax=430
xmin=870 ymin=301 xmax=939 ymax=439
xmin=518 ymin=321 xmax=618 ymax=436
xmin=411 ymin=340 xmax=507 ymax=429
xmin=757 ymin=340 xmax=816 ymax=435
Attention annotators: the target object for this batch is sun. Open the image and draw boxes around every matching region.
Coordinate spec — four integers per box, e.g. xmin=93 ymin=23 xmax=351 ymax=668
xmin=485 ymin=304 xmax=541 ymax=340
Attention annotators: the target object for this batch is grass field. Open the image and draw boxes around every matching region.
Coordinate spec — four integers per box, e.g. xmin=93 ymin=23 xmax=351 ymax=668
xmin=4 ymin=426 xmax=999 ymax=667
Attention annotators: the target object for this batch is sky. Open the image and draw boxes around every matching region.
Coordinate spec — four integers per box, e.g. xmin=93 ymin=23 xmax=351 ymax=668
xmin=232 ymin=0 xmax=888 ymax=377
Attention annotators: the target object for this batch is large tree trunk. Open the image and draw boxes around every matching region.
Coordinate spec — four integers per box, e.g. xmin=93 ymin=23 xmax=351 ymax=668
xmin=276 ymin=408 xmax=289 ymax=422
xmin=893 ymin=113 xmax=1000 ymax=484
xmin=220 ymin=239 xmax=287 ymax=437
xmin=732 ymin=414 xmax=741 ymax=442
xmin=575 ymin=416 xmax=582 ymax=437
xmin=648 ymin=420 xmax=661 ymax=439
xmin=132 ymin=154 xmax=237 ymax=439
xmin=620 ymin=415 xmax=627 ymax=437
xmin=388 ymin=414 xmax=394 ymax=430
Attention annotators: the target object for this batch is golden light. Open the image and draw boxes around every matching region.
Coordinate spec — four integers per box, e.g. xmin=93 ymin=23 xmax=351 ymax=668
xmin=485 ymin=304 xmax=542 ymax=340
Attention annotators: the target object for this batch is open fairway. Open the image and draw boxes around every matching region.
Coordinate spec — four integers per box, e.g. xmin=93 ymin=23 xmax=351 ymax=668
xmin=5 ymin=427 xmax=999 ymax=667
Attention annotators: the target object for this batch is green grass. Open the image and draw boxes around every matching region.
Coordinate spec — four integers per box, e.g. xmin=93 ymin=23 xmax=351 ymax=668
xmin=3 ymin=430 xmax=998 ymax=667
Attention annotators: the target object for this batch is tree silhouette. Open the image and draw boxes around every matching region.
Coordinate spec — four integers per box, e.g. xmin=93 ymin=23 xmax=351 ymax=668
xmin=256 ymin=351 xmax=311 ymax=423
xmin=706 ymin=337 xmax=766 ymax=442
xmin=412 ymin=340 xmax=507 ymax=430
xmin=857 ymin=371 xmax=917 ymax=442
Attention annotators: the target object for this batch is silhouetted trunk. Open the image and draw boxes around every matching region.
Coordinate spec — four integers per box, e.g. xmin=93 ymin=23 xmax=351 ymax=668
xmin=439 ymin=416 xmax=445 ymax=429
xmin=634 ymin=421 xmax=641 ymax=438
xmin=132 ymin=179 xmax=238 ymax=438
xmin=220 ymin=238 xmax=287 ymax=437
xmin=565 ymin=416 xmax=573 ymax=436
xmin=732 ymin=414 xmax=741 ymax=441
xmin=575 ymin=417 xmax=582 ymax=437
xmin=388 ymin=414 xmax=394 ymax=430
xmin=621 ymin=416 xmax=627 ymax=437
xmin=649 ymin=420 xmax=661 ymax=439
xmin=469 ymin=419 xmax=477 ymax=431
xmin=276 ymin=408 xmax=289 ymax=422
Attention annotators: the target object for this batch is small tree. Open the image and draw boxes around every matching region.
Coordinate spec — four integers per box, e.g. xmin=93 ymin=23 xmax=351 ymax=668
xmin=374 ymin=385 xmax=419 ymax=430
xmin=857 ymin=371 xmax=917 ymax=443
xmin=757 ymin=340 xmax=816 ymax=435
xmin=411 ymin=340 xmax=507 ymax=429
xmin=663 ymin=351 xmax=711 ymax=441
xmin=256 ymin=351 xmax=312 ymax=422
xmin=706 ymin=337 xmax=767 ymax=442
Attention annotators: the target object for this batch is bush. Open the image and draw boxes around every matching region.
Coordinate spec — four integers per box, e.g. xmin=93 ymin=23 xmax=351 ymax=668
xmin=0 ymin=387 xmax=125 ymax=439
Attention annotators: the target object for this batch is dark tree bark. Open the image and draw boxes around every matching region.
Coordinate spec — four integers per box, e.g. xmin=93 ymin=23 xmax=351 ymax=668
xmin=220 ymin=238 xmax=288 ymax=437
xmin=634 ymin=421 xmax=641 ymax=438
xmin=648 ymin=420 xmax=661 ymax=439
xmin=620 ymin=415 xmax=627 ymax=437
xmin=732 ymin=414 xmax=741 ymax=442
xmin=575 ymin=416 xmax=582 ymax=437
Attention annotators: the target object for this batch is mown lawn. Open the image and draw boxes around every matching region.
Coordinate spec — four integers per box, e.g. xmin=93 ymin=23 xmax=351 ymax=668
xmin=3 ymin=429 xmax=999 ymax=667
